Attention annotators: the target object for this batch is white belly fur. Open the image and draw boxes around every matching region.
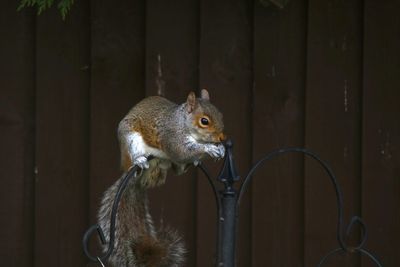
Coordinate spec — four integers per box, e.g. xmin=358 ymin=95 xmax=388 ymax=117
xmin=126 ymin=131 xmax=169 ymax=160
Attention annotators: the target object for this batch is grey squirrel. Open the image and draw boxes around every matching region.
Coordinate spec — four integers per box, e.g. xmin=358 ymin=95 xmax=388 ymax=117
xmin=98 ymin=89 xmax=226 ymax=267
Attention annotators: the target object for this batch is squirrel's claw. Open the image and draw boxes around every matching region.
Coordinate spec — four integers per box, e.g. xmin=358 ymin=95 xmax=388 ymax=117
xmin=134 ymin=156 xmax=150 ymax=170
xmin=205 ymin=143 xmax=225 ymax=159
xmin=217 ymin=144 xmax=225 ymax=159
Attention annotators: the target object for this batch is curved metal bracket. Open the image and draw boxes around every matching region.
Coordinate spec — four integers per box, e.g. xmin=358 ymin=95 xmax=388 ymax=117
xmin=237 ymin=147 xmax=384 ymax=267
xmin=82 ymin=156 xmax=154 ymax=263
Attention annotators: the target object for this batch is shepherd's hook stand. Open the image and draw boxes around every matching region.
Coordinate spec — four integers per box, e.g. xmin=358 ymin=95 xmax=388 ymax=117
xmin=83 ymin=141 xmax=384 ymax=267
xmin=197 ymin=140 xmax=384 ymax=267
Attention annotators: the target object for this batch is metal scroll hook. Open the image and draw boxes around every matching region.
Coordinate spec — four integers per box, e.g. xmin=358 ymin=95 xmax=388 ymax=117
xmin=82 ymin=156 xmax=154 ymax=265
xmin=236 ymin=147 xmax=384 ymax=267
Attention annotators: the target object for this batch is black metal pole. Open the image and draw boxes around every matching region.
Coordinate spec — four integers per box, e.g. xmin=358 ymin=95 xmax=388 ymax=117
xmin=219 ymin=188 xmax=237 ymax=267
xmin=217 ymin=140 xmax=240 ymax=267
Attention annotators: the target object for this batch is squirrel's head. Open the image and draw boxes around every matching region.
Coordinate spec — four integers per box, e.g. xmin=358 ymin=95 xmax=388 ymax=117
xmin=184 ymin=89 xmax=226 ymax=144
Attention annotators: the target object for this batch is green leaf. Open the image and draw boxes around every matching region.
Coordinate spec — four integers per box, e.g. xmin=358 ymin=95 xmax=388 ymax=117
xmin=17 ymin=0 xmax=75 ymax=19
xmin=58 ymin=0 xmax=74 ymax=20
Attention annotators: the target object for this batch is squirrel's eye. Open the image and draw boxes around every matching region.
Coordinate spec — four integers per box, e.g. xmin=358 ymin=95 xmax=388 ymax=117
xmin=200 ymin=117 xmax=209 ymax=126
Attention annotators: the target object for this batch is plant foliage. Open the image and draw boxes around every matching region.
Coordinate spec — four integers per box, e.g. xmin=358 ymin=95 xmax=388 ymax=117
xmin=18 ymin=0 xmax=74 ymax=20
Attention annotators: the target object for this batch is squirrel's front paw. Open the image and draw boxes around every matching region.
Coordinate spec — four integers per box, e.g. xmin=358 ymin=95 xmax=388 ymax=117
xmin=205 ymin=143 xmax=225 ymax=159
xmin=134 ymin=156 xmax=150 ymax=169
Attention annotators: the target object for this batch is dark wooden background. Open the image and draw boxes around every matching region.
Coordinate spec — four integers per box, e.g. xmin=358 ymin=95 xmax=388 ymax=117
xmin=1 ymin=0 xmax=399 ymax=266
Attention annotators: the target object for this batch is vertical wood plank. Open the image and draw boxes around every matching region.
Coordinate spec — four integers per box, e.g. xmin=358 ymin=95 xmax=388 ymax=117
xmin=35 ymin=2 xmax=90 ymax=266
xmin=198 ymin=0 xmax=253 ymax=266
xmin=90 ymin=0 xmax=145 ymax=212
xmin=305 ymin=0 xmax=363 ymax=266
xmin=145 ymin=1 xmax=199 ymax=267
xmin=89 ymin=0 xmax=146 ymax=251
xmin=362 ymin=1 xmax=400 ymax=266
xmin=252 ymin=1 xmax=306 ymax=266
xmin=0 ymin=3 xmax=35 ymax=267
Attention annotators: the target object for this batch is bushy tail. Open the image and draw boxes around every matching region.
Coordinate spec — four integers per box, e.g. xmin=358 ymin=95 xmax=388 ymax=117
xmin=98 ymin=166 xmax=185 ymax=267
xmin=129 ymin=227 xmax=185 ymax=267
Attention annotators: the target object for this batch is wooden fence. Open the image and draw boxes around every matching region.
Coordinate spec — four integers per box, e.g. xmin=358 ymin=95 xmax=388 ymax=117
xmin=0 ymin=0 xmax=399 ymax=266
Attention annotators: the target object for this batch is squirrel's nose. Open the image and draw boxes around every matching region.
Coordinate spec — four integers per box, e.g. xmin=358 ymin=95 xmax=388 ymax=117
xmin=218 ymin=133 xmax=227 ymax=142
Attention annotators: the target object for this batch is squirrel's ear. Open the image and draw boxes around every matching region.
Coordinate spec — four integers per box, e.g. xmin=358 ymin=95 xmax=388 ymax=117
xmin=186 ymin=91 xmax=196 ymax=113
xmin=201 ymin=89 xmax=210 ymax=100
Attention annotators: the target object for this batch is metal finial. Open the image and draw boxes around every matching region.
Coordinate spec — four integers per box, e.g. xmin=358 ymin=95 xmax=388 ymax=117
xmin=217 ymin=140 xmax=240 ymax=185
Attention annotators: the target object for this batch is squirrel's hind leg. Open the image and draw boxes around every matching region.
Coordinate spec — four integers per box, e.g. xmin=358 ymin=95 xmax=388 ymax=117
xmin=139 ymin=159 xmax=171 ymax=188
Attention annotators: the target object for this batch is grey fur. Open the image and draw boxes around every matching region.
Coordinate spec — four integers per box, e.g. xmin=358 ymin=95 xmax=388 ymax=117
xmin=98 ymin=174 xmax=186 ymax=267
xmin=98 ymin=92 xmax=225 ymax=267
